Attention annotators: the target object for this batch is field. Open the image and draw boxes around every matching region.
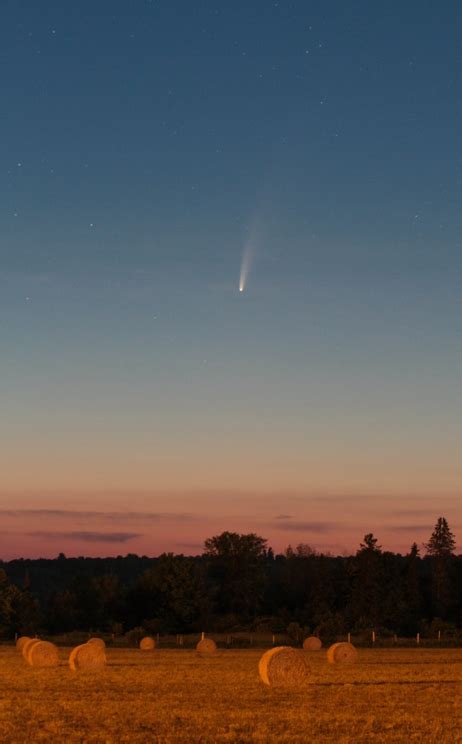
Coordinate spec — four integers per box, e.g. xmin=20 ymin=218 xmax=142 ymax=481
xmin=1 ymin=646 xmax=461 ymax=743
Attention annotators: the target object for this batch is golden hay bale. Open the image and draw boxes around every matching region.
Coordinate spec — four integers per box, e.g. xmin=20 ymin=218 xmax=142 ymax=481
xmin=303 ymin=636 xmax=322 ymax=651
xmin=327 ymin=641 xmax=358 ymax=664
xmin=22 ymin=638 xmax=41 ymax=662
xmin=87 ymin=637 xmax=106 ymax=650
xmin=28 ymin=641 xmax=60 ymax=667
xmin=196 ymin=638 xmax=217 ymax=656
xmin=16 ymin=636 xmax=31 ymax=652
xmin=139 ymin=636 xmax=155 ymax=651
xmin=259 ymin=646 xmax=310 ymax=687
xmin=69 ymin=643 xmax=107 ymax=672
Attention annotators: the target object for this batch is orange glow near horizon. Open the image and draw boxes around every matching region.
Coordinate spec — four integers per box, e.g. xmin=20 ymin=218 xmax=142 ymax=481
xmin=1 ymin=482 xmax=460 ymax=560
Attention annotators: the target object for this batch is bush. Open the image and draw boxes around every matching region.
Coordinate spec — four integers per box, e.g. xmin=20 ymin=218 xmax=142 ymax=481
xmin=287 ymin=622 xmax=303 ymax=643
xmin=252 ymin=616 xmax=284 ymax=633
xmin=125 ymin=627 xmax=146 ymax=647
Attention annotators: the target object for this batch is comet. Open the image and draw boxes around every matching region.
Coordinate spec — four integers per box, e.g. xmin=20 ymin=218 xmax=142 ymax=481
xmin=239 ymin=221 xmax=258 ymax=294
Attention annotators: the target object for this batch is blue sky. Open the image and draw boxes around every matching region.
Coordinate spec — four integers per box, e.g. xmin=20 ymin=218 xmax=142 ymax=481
xmin=1 ymin=0 xmax=461 ymax=557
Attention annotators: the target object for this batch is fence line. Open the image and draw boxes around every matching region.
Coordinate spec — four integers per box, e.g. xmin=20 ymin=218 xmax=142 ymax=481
xmin=18 ymin=629 xmax=462 ymax=649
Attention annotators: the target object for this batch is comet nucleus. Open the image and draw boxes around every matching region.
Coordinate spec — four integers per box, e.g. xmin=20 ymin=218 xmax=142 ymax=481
xmin=239 ymin=238 xmax=256 ymax=294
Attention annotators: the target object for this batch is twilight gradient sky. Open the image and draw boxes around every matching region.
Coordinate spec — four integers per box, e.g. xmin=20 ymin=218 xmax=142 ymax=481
xmin=1 ymin=1 xmax=462 ymax=559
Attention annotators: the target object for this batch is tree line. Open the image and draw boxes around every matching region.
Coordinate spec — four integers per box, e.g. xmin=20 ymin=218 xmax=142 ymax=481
xmin=1 ymin=517 xmax=461 ymax=640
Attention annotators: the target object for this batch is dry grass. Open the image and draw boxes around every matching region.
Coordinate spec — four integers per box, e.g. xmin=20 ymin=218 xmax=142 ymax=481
xmin=0 ymin=646 xmax=461 ymax=742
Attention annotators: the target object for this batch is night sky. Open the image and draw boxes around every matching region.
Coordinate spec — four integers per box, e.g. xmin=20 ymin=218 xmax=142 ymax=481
xmin=2 ymin=1 xmax=461 ymax=558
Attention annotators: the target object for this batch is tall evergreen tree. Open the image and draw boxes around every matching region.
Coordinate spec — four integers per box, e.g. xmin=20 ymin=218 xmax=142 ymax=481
xmin=402 ymin=543 xmax=423 ymax=634
xmin=425 ymin=518 xmax=457 ymax=619
xmin=348 ymin=534 xmax=384 ymax=628
xmin=425 ymin=517 xmax=456 ymax=557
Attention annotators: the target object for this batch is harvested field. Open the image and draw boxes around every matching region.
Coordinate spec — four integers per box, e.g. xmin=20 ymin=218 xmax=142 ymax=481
xmin=0 ymin=646 xmax=461 ymax=742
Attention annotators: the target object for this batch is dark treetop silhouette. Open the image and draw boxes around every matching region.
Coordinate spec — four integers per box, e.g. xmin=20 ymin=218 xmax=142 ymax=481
xmin=0 ymin=519 xmax=460 ymax=640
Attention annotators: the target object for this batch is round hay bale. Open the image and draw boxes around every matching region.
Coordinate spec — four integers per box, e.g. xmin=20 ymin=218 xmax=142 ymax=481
xmin=303 ymin=636 xmax=322 ymax=651
xmin=327 ymin=642 xmax=358 ymax=664
xmin=196 ymin=638 xmax=217 ymax=656
xmin=87 ymin=637 xmax=106 ymax=650
xmin=22 ymin=638 xmax=41 ymax=662
xmin=69 ymin=643 xmax=107 ymax=672
xmin=259 ymin=646 xmax=309 ymax=687
xmin=139 ymin=636 xmax=155 ymax=651
xmin=16 ymin=636 xmax=31 ymax=652
xmin=28 ymin=641 xmax=60 ymax=667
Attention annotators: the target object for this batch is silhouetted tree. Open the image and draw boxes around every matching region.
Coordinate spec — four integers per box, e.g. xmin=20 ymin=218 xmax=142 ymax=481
xmin=47 ymin=590 xmax=78 ymax=634
xmin=425 ymin=518 xmax=456 ymax=557
xmin=130 ymin=554 xmax=211 ymax=631
xmin=396 ymin=543 xmax=423 ymax=635
xmin=1 ymin=521 xmax=461 ymax=637
xmin=204 ymin=532 xmax=267 ymax=618
xmin=359 ymin=533 xmax=382 ymax=553
xmin=0 ymin=569 xmax=40 ymax=637
xmin=347 ymin=534 xmax=384 ymax=629
xmin=425 ymin=518 xmax=457 ymax=619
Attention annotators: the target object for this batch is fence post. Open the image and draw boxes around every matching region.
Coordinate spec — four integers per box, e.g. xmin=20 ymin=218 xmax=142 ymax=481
xmin=372 ymin=630 xmax=376 ymax=644
xmin=347 ymin=632 xmax=351 ymax=644
xmin=272 ymin=634 xmax=276 ymax=646
xmin=201 ymin=631 xmax=205 ymax=641
xmin=416 ymin=632 xmax=420 ymax=645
